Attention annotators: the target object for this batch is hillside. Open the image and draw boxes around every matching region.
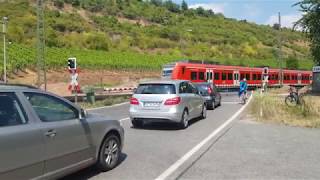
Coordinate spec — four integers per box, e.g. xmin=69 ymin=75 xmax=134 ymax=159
xmin=0 ymin=0 xmax=314 ymax=76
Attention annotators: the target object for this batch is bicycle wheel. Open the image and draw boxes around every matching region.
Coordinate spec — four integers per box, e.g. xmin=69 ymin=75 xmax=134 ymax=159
xmin=298 ymin=93 xmax=305 ymax=105
xmin=285 ymin=95 xmax=297 ymax=107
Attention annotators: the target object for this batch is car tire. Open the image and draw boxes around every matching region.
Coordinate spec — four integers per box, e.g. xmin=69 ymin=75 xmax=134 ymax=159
xmin=208 ymin=100 xmax=215 ymax=110
xmin=217 ymin=99 xmax=222 ymax=107
xmin=201 ymin=104 xmax=207 ymax=119
xmin=132 ymin=119 xmax=143 ymax=128
xmin=179 ymin=109 xmax=189 ymax=129
xmin=97 ymin=134 xmax=121 ymax=172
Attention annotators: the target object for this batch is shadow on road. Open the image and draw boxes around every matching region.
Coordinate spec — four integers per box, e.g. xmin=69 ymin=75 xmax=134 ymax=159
xmin=130 ymin=117 xmax=203 ymax=131
xmin=60 ymin=153 xmax=127 ymax=180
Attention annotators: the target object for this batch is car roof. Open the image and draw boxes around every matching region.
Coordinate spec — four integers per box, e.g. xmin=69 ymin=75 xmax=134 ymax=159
xmin=0 ymin=84 xmax=39 ymax=91
xmin=139 ymin=80 xmax=187 ymax=85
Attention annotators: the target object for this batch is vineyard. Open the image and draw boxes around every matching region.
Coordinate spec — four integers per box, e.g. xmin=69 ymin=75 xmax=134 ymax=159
xmin=0 ymin=43 xmax=314 ymax=77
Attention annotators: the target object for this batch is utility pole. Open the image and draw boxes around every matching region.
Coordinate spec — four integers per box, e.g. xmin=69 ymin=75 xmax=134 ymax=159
xmin=278 ymin=12 xmax=283 ymax=87
xmin=37 ymin=0 xmax=47 ymax=90
xmin=2 ymin=17 xmax=8 ymax=83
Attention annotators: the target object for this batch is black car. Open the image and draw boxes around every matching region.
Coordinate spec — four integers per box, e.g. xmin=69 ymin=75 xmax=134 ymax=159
xmin=194 ymin=82 xmax=222 ymax=110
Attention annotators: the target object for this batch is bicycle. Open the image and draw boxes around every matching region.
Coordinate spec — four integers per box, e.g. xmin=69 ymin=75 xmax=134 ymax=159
xmin=240 ymin=91 xmax=248 ymax=104
xmin=285 ymin=86 xmax=305 ymax=107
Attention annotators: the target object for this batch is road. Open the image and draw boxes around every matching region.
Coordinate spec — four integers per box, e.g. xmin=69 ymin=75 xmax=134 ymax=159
xmin=63 ymin=92 xmax=246 ymax=180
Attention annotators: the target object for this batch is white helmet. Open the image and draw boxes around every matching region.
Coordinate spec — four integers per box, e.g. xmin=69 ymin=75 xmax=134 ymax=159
xmin=243 ymin=78 xmax=247 ymax=81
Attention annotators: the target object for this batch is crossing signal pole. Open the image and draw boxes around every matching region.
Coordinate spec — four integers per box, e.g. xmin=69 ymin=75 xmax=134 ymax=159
xmin=36 ymin=0 xmax=47 ymax=90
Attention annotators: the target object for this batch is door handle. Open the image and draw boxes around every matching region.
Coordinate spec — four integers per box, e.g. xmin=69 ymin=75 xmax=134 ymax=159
xmin=45 ymin=130 xmax=57 ymax=138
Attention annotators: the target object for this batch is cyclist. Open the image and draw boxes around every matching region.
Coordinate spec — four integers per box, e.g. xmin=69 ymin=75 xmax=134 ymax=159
xmin=239 ymin=78 xmax=248 ymax=102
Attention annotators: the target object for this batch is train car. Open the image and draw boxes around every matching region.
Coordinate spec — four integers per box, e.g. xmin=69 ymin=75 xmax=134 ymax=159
xmin=162 ymin=61 xmax=312 ymax=87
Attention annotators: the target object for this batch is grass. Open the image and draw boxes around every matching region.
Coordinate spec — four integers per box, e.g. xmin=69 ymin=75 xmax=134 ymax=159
xmin=79 ymin=95 xmax=130 ymax=109
xmin=250 ymin=91 xmax=320 ymax=128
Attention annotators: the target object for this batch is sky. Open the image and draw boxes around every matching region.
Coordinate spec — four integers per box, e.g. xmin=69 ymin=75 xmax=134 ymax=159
xmin=173 ymin=0 xmax=303 ymax=28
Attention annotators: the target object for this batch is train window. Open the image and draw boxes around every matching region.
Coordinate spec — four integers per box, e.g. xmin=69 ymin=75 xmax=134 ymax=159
xmin=214 ymin=73 xmax=220 ymax=80
xmin=292 ymin=75 xmax=295 ymax=80
xmin=253 ymin=74 xmax=257 ymax=80
xmin=240 ymin=74 xmax=245 ymax=80
xmin=246 ymin=74 xmax=250 ymax=80
xmin=284 ymin=75 xmax=287 ymax=80
xmin=222 ymin=73 xmax=227 ymax=80
xmin=257 ymin=74 xmax=262 ymax=80
xmin=228 ymin=73 xmax=233 ymax=80
xmin=275 ymin=74 xmax=279 ymax=80
xmin=234 ymin=73 xmax=239 ymax=80
xmin=199 ymin=72 xmax=205 ymax=80
xmin=182 ymin=67 xmax=185 ymax=74
xmin=210 ymin=72 xmax=213 ymax=80
xmin=191 ymin=72 xmax=197 ymax=80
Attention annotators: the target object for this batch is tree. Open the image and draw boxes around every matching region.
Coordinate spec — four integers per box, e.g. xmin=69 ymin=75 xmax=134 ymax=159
xmin=150 ymin=0 xmax=163 ymax=7
xmin=295 ymin=0 xmax=320 ymax=65
xmin=181 ymin=0 xmax=188 ymax=11
xmin=164 ymin=0 xmax=180 ymax=13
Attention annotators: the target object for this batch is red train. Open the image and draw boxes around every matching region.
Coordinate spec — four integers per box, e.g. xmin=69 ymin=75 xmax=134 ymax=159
xmin=162 ymin=61 xmax=312 ymax=87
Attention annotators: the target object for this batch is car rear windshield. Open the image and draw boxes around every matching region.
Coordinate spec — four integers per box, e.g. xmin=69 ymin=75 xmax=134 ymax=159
xmin=135 ymin=84 xmax=176 ymax=94
xmin=194 ymin=84 xmax=210 ymax=95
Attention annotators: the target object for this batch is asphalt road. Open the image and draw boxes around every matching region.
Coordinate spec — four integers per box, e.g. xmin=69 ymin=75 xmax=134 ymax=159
xmin=63 ymin=92 xmax=245 ymax=180
xmin=180 ymin=119 xmax=320 ymax=180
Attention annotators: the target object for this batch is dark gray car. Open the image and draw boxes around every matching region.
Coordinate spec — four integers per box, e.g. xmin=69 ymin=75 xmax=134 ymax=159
xmin=0 ymin=84 xmax=124 ymax=179
xmin=194 ymin=82 xmax=222 ymax=110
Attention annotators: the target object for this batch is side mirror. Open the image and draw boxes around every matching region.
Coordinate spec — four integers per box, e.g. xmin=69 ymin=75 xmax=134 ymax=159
xmin=79 ymin=108 xmax=87 ymax=119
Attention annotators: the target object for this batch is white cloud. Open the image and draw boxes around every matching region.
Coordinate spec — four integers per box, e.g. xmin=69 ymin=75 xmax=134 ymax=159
xmin=266 ymin=14 xmax=302 ymax=28
xmin=189 ymin=3 xmax=226 ymax=14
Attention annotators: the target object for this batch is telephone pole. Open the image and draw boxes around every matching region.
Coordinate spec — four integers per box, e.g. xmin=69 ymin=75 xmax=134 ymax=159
xmin=2 ymin=17 xmax=8 ymax=83
xmin=278 ymin=12 xmax=283 ymax=87
xmin=36 ymin=0 xmax=47 ymax=90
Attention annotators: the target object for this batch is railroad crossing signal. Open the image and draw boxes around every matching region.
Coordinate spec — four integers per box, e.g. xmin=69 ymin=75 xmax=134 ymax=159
xmin=67 ymin=57 xmax=80 ymax=93
xmin=68 ymin=57 xmax=77 ymax=70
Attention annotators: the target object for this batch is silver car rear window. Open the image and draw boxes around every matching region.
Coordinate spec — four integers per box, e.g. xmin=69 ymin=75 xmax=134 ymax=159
xmin=135 ymin=84 xmax=176 ymax=94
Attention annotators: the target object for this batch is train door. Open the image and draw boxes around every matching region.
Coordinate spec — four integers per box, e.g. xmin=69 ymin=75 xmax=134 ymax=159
xmin=206 ymin=69 xmax=214 ymax=84
xmin=298 ymin=73 xmax=302 ymax=85
xmin=233 ymin=71 xmax=240 ymax=86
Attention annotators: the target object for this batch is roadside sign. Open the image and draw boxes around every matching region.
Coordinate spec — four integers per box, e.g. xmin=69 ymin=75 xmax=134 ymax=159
xmin=312 ymin=66 xmax=320 ymax=73
xmin=312 ymin=66 xmax=320 ymax=93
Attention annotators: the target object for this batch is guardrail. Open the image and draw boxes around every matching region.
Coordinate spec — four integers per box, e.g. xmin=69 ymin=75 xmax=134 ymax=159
xmin=64 ymin=92 xmax=132 ymax=102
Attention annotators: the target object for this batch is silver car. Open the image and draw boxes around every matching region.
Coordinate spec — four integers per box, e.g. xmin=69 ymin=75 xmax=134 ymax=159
xmin=0 ymin=84 xmax=124 ymax=179
xmin=129 ymin=80 xmax=206 ymax=129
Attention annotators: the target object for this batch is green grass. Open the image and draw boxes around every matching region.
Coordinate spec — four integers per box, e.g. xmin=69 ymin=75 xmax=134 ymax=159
xmin=250 ymin=92 xmax=320 ymax=128
xmin=79 ymin=95 xmax=130 ymax=109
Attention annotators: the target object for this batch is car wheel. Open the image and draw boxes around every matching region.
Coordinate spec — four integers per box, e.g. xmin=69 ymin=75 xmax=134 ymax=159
xmin=209 ymin=100 xmax=215 ymax=110
xmin=179 ymin=110 xmax=189 ymax=129
xmin=132 ymin=119 xmax=143 ymax=128
xmin=201 ymin=104 xmax=207 ymax=119
xmin=97 ymin=134 xmax=121 ymax=172
xmin=218 ymin=99 xmax=222 ymax=106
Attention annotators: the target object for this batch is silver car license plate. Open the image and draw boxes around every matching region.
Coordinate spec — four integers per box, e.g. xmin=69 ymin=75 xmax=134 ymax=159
xmin=144 ymin=102 xmax=161 ymax=107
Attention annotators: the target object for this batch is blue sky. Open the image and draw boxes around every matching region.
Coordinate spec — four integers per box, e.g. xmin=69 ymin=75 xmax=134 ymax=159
xmin=173 ymin=0 xmax=302 ymax=28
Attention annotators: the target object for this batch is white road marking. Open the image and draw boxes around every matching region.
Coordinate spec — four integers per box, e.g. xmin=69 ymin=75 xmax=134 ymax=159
xmin=155 ymin=92 xmax=253 ymax=180
xmin=119 ymin=117 xmax=130 ymax=122
xmin=87 ymin=102 xmax=129 ymax=111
